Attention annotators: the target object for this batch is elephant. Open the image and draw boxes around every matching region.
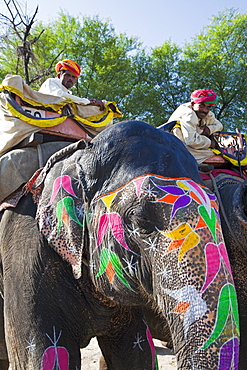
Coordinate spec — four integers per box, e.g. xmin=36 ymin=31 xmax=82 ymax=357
xmin=0 ymin=120 xmax=240 ymax=369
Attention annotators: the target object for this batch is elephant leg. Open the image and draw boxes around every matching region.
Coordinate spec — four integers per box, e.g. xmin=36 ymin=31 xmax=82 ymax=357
xmin=239 ymin=313 xmax=247 ymax=370
xmin=0 ymin=360 xmax=9 ymax=370
xmin=99 ymin=355 xmax=108 ymax=370
xmin=96 ymin=307 xmax=156 ymax=370
xmin=235 ymin=281 xmax=247 ymax=370
xmin=0 ymin=295 xmax=8 ymax=368
xmin=143 ymin=305 xmax=173 ymax=348
xmin=1 ymin=208 xmax=84 ymax=369
xmin=3 ymin=248 xmax=83 ymax=370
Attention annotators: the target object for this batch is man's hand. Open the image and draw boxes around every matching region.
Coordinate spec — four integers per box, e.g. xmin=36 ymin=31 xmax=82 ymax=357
xmin=89 ymin=99 xmax=104 ymax=111
xmin=201 ymin=125 xmax=211 ymax=137
xmin=210 ymin=138 xmax=216 ymax=149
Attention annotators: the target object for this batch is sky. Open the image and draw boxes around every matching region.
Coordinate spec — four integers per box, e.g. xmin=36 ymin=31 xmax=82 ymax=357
xmin=0 ymin=0 xmax=246 ymax=48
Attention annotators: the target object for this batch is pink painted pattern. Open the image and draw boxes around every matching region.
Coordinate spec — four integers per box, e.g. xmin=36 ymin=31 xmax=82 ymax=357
xmin=146 ymin=327 xmax=157 ymax=370
xmin=41 ymin=346 xmax=69 ymax=370
xmin=95 ymin=212 xmax=131 ymax=252
xmin=200 ymin=242 xmax=233 ymax=294
xmin=48 ymin=176 xmax=77 ymax=205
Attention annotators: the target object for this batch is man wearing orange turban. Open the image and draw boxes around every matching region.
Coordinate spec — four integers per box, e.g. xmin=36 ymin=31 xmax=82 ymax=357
xmin=55 ymin=59 xmax=81 ymax=78
xmin=39 ymin=59 xmax=104 ymax=110
xmin=166 ymin=89 xmax=223 ymax=164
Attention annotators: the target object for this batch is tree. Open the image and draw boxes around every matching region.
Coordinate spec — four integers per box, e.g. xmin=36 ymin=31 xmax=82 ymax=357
xmin=1 ymin=4 xmax=246 ymax=129
xmin=181 ymin=9 xmax=247 ymax=130
xmin=32 ymin=13 xmax=146 ymax=119
xmin=0 ymin=0 xmax=65 ymax=85
xmin=117 ymin=42 xmax=186 ymax=126
xmin=0 ymin=6 xmax=145 ymax=119
xmin=0 ymin=0 xmax=44 ymax=84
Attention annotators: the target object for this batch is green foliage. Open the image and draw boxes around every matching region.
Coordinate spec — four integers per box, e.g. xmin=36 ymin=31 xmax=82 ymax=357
xmin=182 ymin=9 xmax=247 ymax=129
xmin=0 ymin=26 xmax=22 ymax=79
xmin=0 ymin=8 xmax=246 ymax=130
xmin=30 ymin=13 xmax=144 ymax=118
xmin=121 ymin=42 xmax=188 ymax=126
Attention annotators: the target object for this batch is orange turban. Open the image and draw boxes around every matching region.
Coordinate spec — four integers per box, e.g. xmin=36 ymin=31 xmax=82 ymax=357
xmin=55 ymin=59 xmax=81 ymax=78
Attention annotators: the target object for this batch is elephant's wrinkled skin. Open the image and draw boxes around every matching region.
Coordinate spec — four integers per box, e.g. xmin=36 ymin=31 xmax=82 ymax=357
xmin=0 ymin=121 xmax=239 ymax=369
xmin=0 ymin=193 xmax=156 ymax=370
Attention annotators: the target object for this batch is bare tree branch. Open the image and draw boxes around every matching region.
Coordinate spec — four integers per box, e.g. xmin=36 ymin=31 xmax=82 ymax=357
xmin=0 ymin=0 xmax=43 ymax=84
xmin=29 ymin=49 xmax=65 ymax=84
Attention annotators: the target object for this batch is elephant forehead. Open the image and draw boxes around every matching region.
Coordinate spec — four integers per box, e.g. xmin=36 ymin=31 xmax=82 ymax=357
xmin=89 ymin=174 xmax=218 ymax=238
xmin=93 ymin=174 xmax=213 ymax=209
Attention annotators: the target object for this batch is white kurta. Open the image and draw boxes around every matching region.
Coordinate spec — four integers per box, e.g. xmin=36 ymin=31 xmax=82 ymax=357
xmin=0 ymin=75 xmax=116 ymax=203
xmin=39 ymin=77 xmax=90 ymax=105
xmin=168 ymin=102 xmax=223 ymax=164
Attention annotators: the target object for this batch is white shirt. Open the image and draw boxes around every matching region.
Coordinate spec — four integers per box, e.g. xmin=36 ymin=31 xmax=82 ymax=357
xmin=39 ymin=77 xmax=90 ymax=105
xmin=168 ymin=102 xmax=223 ymax=150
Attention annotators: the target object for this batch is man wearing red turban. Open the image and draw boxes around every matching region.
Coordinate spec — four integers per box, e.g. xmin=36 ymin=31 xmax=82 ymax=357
xmin=166 ymin=89 xmax=223 ymax=164
xmin=39 ymin=59 xmax=104 ymax=110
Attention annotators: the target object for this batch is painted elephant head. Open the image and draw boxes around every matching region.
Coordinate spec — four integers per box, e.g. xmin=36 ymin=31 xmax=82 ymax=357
xmin=32 ymin=121 xmax=239 ymax=369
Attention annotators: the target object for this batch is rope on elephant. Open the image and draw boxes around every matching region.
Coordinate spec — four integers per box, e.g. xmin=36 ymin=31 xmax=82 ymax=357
xmin=200 ymin=168 xmax=246 ymax=191
xmin=209 ymin=172 xmax=247 ymax=260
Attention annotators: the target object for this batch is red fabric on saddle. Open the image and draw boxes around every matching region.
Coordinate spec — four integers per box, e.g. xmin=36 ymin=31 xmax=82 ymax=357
xmin=0 ymin=187 xmax=25 ymax=212
xmin=200 ymin=169 xmax=247 ymax=181
xmin=24 ymin=168 xmax=43 ymax=193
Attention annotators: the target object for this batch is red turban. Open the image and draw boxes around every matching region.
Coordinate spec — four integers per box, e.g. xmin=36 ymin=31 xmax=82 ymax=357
xmin=55 ymin=59 xmax=81 ymax=78
xmin=190 ymin=89 xmax=218 ymax=105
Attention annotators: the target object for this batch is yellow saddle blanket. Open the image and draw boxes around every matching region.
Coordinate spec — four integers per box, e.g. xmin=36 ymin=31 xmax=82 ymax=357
xmin=0 ymin=74 xmax=122 ymax=155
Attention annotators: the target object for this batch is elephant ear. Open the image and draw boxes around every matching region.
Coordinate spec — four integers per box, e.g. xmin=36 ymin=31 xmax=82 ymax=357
xmin=32 ymin=140 xmax=88 ymax=190
xmin=31 ymin=149 xmax=86 ymax=278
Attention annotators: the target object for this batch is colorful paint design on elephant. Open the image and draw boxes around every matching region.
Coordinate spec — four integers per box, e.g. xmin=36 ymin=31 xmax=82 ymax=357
xmin=36 ymin=173 xmax=240 ymax=369
xmin=90 ymin=174 xmax=239 ymax=369
xmin=36 ymin=174 xmax=85 ymax=278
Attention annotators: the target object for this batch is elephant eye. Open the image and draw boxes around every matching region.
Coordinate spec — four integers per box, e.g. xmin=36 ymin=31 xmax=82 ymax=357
xmin=124 ymin=205 xmax=138 ymax=224
xmin=123 ymin=202 xmax=157 ymax=235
